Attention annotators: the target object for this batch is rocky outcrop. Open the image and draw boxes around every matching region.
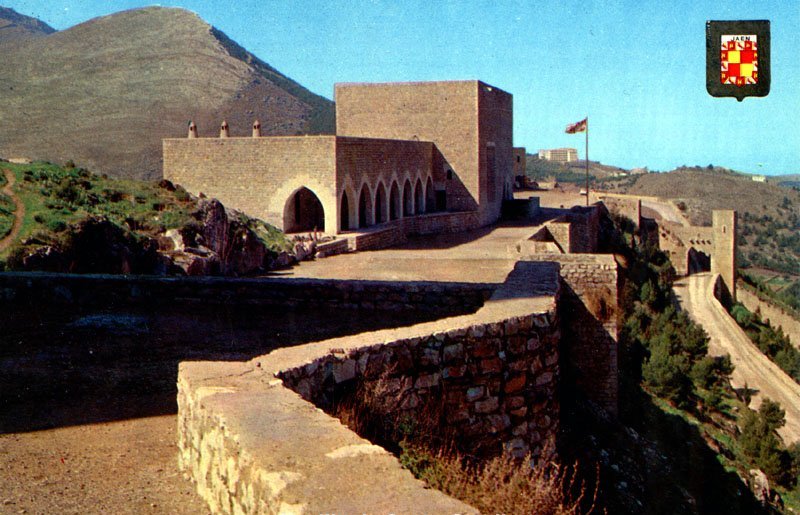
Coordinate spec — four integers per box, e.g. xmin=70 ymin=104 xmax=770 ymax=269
xmin=10 ymin=199 xmax=315 ymax=276
xmin=11 ymin=217 xmax=166 ymax=274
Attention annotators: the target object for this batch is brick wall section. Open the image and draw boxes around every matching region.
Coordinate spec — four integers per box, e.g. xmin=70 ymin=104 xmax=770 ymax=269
xmin=280 ymin=310 xmax=560 ymax=460
xmin=335 ymin=81 xmax=512 ymax=224
xmin=0 ymin=272 xmax=493 ymax=314
xmin=163 ymin=136 xmax=338 ymax=232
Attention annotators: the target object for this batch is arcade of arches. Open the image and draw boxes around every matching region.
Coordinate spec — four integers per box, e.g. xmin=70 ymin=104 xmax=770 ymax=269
xmin=339 ymin=177 xmax=441 ymax=231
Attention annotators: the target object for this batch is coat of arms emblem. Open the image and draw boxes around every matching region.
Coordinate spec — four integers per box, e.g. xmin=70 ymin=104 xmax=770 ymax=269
xmin=721 ymin=35 xmax=757 ymax=86
xmin=706 ymin=20 xmax=769 ymax=101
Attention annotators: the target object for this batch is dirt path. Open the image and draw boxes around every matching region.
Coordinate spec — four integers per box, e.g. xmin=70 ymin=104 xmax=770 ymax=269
xmin=674 ymin=273 xmax=800 ymax=444
xmin=0 ymin=168 xmax=24 ymax=251
xmin=641 ymin=199 xmax=689 ymax=225
xmin=0 ymin=415 xmax=209 ymax=514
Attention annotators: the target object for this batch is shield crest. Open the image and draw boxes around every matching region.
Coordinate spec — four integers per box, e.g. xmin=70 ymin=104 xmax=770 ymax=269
xmin=721 ymin=35 xmax=758 ymax=86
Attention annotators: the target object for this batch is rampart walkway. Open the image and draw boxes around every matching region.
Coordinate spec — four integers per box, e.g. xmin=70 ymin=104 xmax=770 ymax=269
xmin=674 ymin=273 xmax=800 ymax=444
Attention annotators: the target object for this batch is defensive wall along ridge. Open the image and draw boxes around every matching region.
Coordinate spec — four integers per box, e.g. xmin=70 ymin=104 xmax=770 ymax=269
xmin=177 ymin=256 xmax=620 ymax=513
xmin=590 ymin=191 xmax=738 ymax=301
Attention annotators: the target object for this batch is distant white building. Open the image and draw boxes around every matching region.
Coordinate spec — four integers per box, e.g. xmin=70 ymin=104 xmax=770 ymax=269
xmin=752 ymin=175 xmax=766 ymax=182
xmin=538 ymin=147 xmax=577 ymax=163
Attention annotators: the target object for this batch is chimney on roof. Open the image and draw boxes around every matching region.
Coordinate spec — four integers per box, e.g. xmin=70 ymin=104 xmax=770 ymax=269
xmin=219 ymin=120 xmax=229 ymax=138
xmin=188 ymin=121 xmax=198 ymax=138
xmin=252 ymin=120 xmax=261 ymax=137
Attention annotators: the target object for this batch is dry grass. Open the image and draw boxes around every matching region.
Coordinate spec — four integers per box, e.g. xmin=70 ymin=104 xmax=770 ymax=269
xmin=331 ymin=374 xmax=599 ymax=514
xmin=398 ymin=440 xmax=598 ymax=515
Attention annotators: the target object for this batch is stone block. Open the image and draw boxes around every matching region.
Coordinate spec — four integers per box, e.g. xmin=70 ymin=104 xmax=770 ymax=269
xmin=333 ymin=359 xmax=357 ymax=383
xmin=474 ymin=396 xmax=499 ymax=414
xmin=415 ymin=373 xmax=441 ymax=389
xmin=473 ymin=339 xmax=498 ymax=358
xmin=535 ymin=371 xmax=554 ymax=387
xmin=466 ymin=386 xmax=486 ymax=402
xmin=443 ymin=343 xmax=465 ymax=362
xmin=503 ymin=374 xmax=526 ymax=394
xmin=480 ymin=358 xmax=503 ymax=374
xmin=443 ymin=365 xmax=467 ymax=379
xmin=487 ymin=414 xmax=511 ymax=433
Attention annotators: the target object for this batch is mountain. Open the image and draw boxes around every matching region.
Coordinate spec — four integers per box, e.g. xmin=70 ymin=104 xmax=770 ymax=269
xmin=0 ymin=7 xmax=335 ymax=180
xmin=0 ymin=6 xmax=55 ymax=45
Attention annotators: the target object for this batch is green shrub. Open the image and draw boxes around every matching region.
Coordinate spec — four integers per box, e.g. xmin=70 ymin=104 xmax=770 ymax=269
xmin=46 ymin=219 xmax=67 ymax=233
xmin=738 ymin=400 xmax=794 ymax=487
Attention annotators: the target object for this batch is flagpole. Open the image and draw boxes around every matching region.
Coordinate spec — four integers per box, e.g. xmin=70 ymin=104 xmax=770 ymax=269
xmin=585 ymin=117 xmax=589 ymax=207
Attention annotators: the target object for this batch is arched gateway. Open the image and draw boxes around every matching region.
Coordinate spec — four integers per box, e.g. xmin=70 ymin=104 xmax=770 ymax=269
xmin=283 ymin=187 xmax=325 ymax=233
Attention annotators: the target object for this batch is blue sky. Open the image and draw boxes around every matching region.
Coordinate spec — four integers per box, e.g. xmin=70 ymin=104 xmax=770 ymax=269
xmin=5 ymin=0 xmax=800 ymax=175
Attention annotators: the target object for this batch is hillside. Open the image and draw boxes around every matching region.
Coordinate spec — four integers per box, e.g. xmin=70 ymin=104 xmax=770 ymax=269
xmin=525 ymin=154 xmax=633 ymax=183
xmin=0 ymin=7 xmax=334 ymax=180
xmin=0 ymin=161 xmax=299 ymax=276
xmin=0 ymin=6 xmax=54 ymax=45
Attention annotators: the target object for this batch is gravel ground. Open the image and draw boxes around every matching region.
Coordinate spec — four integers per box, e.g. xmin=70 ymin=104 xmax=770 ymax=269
xmin=0 ymin=415 xmax=209 ymax=515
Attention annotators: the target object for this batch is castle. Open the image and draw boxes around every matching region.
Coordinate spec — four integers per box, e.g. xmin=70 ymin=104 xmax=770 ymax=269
xmin=163 ymin=80 xmax=514 ymax=236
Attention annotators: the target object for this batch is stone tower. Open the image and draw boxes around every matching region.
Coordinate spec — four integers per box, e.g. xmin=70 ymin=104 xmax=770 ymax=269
xmin=219 ymin=120 xmax=229 ymax=138
xmin=711 ymin=210 xmax=737 ymax=300
xmin=252 ymin=120 xmax=262 ymax=137
xmin=188 ymin=121 xmax=198 ymax=139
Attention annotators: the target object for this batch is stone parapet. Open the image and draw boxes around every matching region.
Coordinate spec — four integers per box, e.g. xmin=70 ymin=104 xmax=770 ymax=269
xmin=0 ymin=272 xmax=493 ymax=314
xmin=177 ymin=261 xmax=561 ymax=513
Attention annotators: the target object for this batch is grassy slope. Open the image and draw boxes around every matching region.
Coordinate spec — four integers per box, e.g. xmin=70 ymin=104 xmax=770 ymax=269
xmin=0 ymin=161 xmax=290 ymax=262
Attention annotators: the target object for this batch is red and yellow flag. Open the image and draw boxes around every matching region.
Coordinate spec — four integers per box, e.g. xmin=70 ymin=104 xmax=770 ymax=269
xmin=565 ymin=118 xmax=587 ymax=134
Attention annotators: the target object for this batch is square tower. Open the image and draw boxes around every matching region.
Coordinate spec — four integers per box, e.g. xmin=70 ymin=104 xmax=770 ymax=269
xmin=335 ymin=81 xmax=513 ymax=225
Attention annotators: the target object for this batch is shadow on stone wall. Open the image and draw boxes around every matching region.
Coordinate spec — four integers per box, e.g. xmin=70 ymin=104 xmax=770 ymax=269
xmin=0 ymin=279 xmax=489 ymax=433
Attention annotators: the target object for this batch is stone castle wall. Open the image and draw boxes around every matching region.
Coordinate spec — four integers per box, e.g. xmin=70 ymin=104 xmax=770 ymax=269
xmin=176 ymin=261 xmax=563 ymax=513
xmin=163 ymin=135 xmax=339 ymax=232
xmin=590 ymin=192 xmax=642 ymax=226
xmin=0 ymin=272 xmax=492 ymax=313
xmin=335 ymin=138 xmax=435 ymax=228
xmin=737 ymin=285 xmax=800 ymax=348
xmin=477 ymin=82 xmax=515 ymax=224
xmin=712 ymin=210 xmax=737 ymax=300
xmin=551 ymin=254 xmax=619 ymax=415
xmin=335 ymin=81 xmax=513 ymax=224
xmin=279 ymin=308 xmax=560 ymax=460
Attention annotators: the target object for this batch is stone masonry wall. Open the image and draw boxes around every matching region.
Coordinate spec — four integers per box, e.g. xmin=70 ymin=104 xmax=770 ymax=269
xmin=518 ymin=254 xmax=619 ymax=415
xmin=279 ymin=309 xmax=560 ymax=460
xmin=0 ymin=272 xmax=492 ymax=314
xmin=163 ymin=136 xmax=339 ymax=232
xmin=336 ymin=137 xmax=435 ymax=229
xmin=712 ymin=210 xmax=737 ymax=300
xmin=176 ymin=261 xmax=562 ymax=512
xmin=477 ymin=82 xmax=515 ymax=225
xmin=737 ymin=285 xmax=800 ymax=347
xmin=335 ymin=81 xmax=482 ymax=215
